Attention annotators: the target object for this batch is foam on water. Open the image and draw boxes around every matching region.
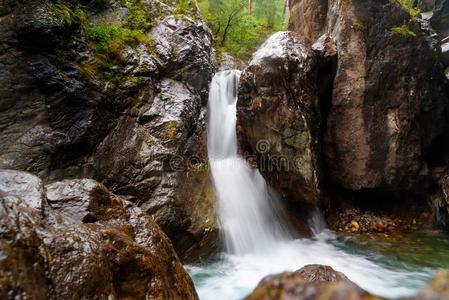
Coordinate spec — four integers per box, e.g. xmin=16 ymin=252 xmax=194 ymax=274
xmin=188 ymin=231 xmax=434 ymax=299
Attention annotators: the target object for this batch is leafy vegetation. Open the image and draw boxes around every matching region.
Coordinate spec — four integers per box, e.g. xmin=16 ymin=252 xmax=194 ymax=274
xmin=198 ymin=0 xmax=288 ymax=59
xmin=120 ymin=0 xmax=156 ymax=30
xmin=391 ymin=24 xmax=417 ymax=37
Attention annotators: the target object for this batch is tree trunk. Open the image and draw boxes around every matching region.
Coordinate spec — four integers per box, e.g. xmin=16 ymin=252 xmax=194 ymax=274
xmin=282 ymin=0 xmax=289 ymax=18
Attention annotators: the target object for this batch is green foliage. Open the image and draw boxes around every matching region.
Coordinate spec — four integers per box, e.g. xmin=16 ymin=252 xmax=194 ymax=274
xmin=50 ymin=1 xmax=88 ymax=28
xmin=391 ymin=24 xmax=417 ymax=37
xmin=120 ymin=0 xmax=155 ymax=30
xmin=253 ymin=0 xmax=285 ymax=29
xmin=86 ymin=23 xmax=155 ymax=67
xmin=86 ymin=24 xmax=149 ymax=48
xmin=198 ymin=0 xmax=288 ymax=59
xmin=391 ymin=0 xmax=420 ymax=20
xmin=174 ymin=0 xmax=189 ymax=15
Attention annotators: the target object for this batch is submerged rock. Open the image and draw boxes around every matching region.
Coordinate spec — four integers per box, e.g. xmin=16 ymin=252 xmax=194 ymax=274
xmin=237 ymin=31 xmax=321 ymax=204
xmin=0 ymin=170 xmax=198 ymax=299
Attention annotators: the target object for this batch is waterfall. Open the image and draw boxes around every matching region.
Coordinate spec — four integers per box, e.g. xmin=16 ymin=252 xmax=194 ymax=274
xmin=190 ymin=70 xmax=435 ymax=300
xmin=207 ymin=70 xmax=288 ymax=255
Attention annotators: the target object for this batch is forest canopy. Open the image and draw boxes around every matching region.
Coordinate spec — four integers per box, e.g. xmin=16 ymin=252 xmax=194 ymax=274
xmin=197 ymin=0 xmax=289 ymax=59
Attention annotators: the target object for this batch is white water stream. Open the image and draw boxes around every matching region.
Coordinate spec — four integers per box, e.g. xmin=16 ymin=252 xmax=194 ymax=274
xmin=188 ymin=70 xmax=438 ymax=300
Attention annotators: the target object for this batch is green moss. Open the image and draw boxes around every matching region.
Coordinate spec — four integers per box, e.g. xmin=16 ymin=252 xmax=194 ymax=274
xmin=391 ymin=0 xmax=420 ymax=20
xmin=50 ymin=0 xmax=88 ymax=28
xmin=391 ymin=24 xmax=416 ymax=37
xmin=120 ymin=0 xmax=156 ymax=30
xmin=174 ymin=0 xmax=189 ymax=15
xmin=352 ymin=22 xmax=366 ymax=31
xmin=86 ymin=23 xmax=155 ymax=64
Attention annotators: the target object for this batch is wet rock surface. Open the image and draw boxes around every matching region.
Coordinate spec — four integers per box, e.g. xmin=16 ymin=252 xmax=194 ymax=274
xmin=245 ymin=264 xmax=372 ymax=300
xmin=246 ymin=264 xmax=449 ymax=300
xmin=431 ymin=0 xmax=449 ymax=36
xmin=237 ymin=31 xmax=321 ymax=204
xmin=0 ymin=0 xmax=217 ymax=259
xmin=288 ymin=0 xmax=449 ymax=192
xmin=0 ymin=170 xmax=198 ymax=300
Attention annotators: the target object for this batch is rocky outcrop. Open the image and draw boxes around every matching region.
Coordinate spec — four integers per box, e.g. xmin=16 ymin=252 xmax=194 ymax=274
xmin=431 ymin=0 xmax=449 ymax=36
xmin=0 ymin=170 xmax=198 ymax=299
xmin=245 ymin=264 xmax=370 ymax=300
xmin=246 ymin=264 xmax=449 ymax=300
xmin=288 ymin=0 xmax=449 ymax=192
xmin=237 ymin=32 xmax=321 ymax=204
xmin=0 ymin=0 xmax=217 ymax=259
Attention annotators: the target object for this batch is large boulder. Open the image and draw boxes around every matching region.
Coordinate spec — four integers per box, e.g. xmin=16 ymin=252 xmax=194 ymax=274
xmin=0 ymin=170 xmax=198 ymax=299
xmin=245 ymin=264 xmax=371 ymax=300
xmin=92 ymin=78 xmax=219 ymax=259
xmin=245 ymin=264 xmax=449 ymax=300
xmin=289 ymin=0 xmax=449 ymax=192
xmin=237 ymin=31 xmax=321 ymax=204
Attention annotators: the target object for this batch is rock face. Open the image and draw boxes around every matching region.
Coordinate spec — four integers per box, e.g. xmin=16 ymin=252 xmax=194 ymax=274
xmin=245 ymin=264 xmax=371 ymax=300
xmin=0 ymin=170 xmax=198 ymax=299
xmin=237 ymin=32 xmax=321 ymax=204
xmin=0 ymin=0 xmax=217 ymax=259
xmin=288 ymin=0 xmax=449 ymax=191
xmin=431 ymin=0 xmax=449 ymax=36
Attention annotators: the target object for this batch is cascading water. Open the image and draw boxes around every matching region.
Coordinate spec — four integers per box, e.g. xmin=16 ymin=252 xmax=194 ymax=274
xmin=187 ymin=71 xmax=444 ymax=300
xmin=207 ymin=70 xmax=288 ymax=254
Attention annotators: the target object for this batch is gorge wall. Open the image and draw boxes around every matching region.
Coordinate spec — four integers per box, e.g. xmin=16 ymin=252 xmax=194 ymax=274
xmin=237 ymin=0 xmax=449 ymax=231
xmin=0 ymin=0 xmax=218 ymax=260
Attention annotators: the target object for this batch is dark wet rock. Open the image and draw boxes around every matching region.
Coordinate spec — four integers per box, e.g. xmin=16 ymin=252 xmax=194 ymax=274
xmin=414 ymin=0 xmax=436 ymax=12
xmin=0 ymin=170 xmax=198 ymax=300
xmin=92 ymin=78 xmax=218 ymax=260
xmin=438 ymin=172 xmax=449 ymax=227
xmin=45 ymin=178 xmax=123 ymax=223
xmin=289 ymin=0 xmax=449 ymax=192
xmin=245 ymin=264 xmax=372 ymax=300
xmin=0 ymin=0 xmax=216 ymax=259
xmin=151 ymin=15 xmax=214 ymax=99
xmin=431 ymin=0 xmax=449 ymax=36
xmin=237 ymin=31 xmax=321 ymax=204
